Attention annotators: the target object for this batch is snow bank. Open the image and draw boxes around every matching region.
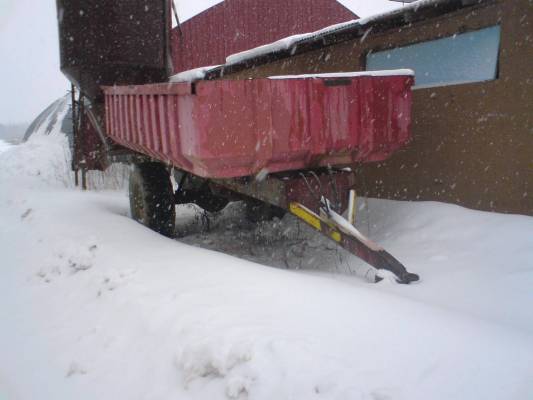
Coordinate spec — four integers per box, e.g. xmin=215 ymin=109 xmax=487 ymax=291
xmin=0 ymin=139 xmax=12 ymax=154
xmin=16 ymin=95 xmax=130 ymax=191
xmin=0 ymin=104 xmax=74 ymax=189
xmin=1 ymin=123 xmax=532 ymax=399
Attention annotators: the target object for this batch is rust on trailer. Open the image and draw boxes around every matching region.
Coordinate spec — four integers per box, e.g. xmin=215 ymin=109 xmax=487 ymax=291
xmin=103 ymin=74 xmax=413 ymax=179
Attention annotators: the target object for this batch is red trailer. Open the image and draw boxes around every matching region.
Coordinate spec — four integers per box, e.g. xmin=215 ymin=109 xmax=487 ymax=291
xmin=56 ymin=0 xmax=419 ymax=284
xmin=103 ymin=73 xmax=413 ymax=178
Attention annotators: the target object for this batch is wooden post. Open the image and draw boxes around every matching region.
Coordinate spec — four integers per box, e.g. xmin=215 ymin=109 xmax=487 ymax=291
xmin=81 ymin=168 xmax=87 ymax=191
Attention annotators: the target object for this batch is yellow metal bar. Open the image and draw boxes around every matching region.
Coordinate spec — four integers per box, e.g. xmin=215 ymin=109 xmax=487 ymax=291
xmin=289 ymin=202 xmax=341 ymax=242
xmin=329 ymin=230 xmax=342 ymax=243
xmin=289 ymin=202 xmax=322 ymax=231
xmin=288 ymin=201 xmax=418 ymax=284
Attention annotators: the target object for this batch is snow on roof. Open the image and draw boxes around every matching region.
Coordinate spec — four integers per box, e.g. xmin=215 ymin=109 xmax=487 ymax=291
xmin=174 ymin=1 xmax=412 ymax=67
xmin=225 ymin=20 xmax=359 ymax=66
xmin=225 ymin=33 xmax=310 ymax=66
xmin=169 ymin=65 xmax=221 ymax=83
xmin=223 ymin=0 xmax=441 ymax=68
xmin=268 ymin=69 xmax=414 ymax=79
xmin=172 ymin=16 xmax=362 ymax=79
xmin=174 ymin=0 xmax=476 ymax=81
xmin=170 ymin=67 xmax=414 ymax=84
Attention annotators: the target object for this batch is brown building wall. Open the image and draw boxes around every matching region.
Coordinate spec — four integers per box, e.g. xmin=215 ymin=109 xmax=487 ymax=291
xmin=223 ymin=0 xmax=533 ymax=215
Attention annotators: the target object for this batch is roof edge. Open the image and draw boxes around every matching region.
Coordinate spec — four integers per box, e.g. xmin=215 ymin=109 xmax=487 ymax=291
xmin=204 ymin=0 xmax=494 ymax=80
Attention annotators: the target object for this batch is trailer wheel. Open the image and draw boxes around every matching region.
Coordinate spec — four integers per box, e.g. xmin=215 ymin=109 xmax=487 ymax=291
xmin=129 ymin=162 xmax=176 ymax=237
xmin=245 ymin=199 xmax=286 ymax=223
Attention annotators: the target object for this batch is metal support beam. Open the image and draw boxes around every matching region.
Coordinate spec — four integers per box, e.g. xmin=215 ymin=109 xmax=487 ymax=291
xmin=81 ymin=168 xmax=87 ymax=191
xmin=289 ymin=201 xmax=419 ymax=284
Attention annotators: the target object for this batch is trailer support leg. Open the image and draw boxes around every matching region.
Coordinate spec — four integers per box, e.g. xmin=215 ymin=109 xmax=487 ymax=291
xmin=289 ymin=202 xmax=419 ymax=284
xmin=81 ymin=168 xmax=87 ymax=191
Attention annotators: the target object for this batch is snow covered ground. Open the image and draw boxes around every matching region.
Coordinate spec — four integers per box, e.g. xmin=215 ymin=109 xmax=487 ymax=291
xmin=1 ymin=127 xmax=532 ymax=399
xmin=0 ymin=139 xmax=12 ymax=153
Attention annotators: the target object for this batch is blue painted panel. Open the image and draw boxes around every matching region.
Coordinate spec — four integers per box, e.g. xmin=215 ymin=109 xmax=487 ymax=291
xmin=366 ymin=26 xmax=501 ymax=88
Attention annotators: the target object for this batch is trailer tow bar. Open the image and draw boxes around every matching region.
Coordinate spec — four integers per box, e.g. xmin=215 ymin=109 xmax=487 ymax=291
xmin=288 ymin=199 xmax=419 ymax=284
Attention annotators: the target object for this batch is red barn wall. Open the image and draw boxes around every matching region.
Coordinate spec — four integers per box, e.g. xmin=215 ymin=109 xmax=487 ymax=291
xmin=171 ymin=0 xmax=356 ymax=73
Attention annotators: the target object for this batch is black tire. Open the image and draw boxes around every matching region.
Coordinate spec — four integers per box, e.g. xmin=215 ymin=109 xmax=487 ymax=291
xmin=244 ymin=199 xmax=286 ymax=223
xmin=129 ymin=162 xmax=176 ymax=237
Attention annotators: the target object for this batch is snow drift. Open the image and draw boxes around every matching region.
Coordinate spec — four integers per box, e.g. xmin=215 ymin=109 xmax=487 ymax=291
xmin=20 ymin=96 xmax=129 ymax=191
xmin=0 ymin=99 xmax=532 ymax=400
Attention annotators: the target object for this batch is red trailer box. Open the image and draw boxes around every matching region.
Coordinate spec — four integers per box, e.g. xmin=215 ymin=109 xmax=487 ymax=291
xmin=104 ymin=70 xmax=413 ymax=179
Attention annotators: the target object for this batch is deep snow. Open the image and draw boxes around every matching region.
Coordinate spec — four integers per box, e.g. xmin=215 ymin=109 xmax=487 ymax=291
xmin=0 ymin=139 xmax=12 ymax=153
xmin=0 ymin=127 xmax=532 ymax=399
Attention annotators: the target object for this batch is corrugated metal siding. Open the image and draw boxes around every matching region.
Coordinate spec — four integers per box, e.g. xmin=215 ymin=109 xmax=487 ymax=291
xmin=171 ymin=0 xmax=356 ymax=73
